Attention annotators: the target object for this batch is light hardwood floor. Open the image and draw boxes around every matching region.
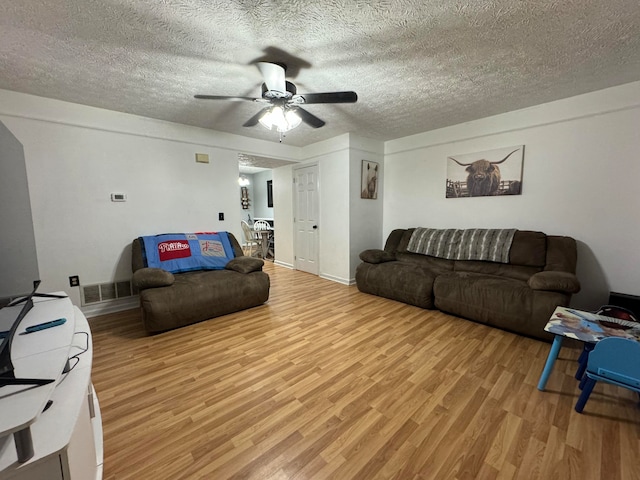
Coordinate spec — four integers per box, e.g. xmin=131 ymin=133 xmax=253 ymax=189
xmin=90 ymin=262 xmax=640 ymax=480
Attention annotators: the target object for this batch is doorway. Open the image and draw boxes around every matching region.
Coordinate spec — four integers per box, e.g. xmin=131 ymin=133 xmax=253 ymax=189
xmin=238 ymin=153 xmax=298 ymax=262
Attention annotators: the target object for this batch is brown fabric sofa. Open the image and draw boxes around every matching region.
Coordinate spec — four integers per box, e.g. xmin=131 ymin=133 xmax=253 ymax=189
xmin=131 ymin=232 xmax=269 ymax=333
xmin=355 ymin=228 xmax=581 ymax=341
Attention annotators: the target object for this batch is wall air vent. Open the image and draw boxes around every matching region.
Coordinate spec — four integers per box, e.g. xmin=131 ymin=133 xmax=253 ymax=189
xmin=81 ymin=280 xmax=132 ymax=306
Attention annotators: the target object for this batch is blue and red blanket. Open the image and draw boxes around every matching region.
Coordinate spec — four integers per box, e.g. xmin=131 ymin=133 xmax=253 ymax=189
xmin=139 ymin=232 xmax=235 ymax=273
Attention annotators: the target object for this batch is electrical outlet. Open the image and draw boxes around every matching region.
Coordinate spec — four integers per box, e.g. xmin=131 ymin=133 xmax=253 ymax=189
xmin=69 ymin=275 xmax=80 ymax=287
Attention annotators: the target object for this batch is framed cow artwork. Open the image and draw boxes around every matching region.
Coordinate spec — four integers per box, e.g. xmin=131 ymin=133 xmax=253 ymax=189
xmin=445 ymin=145 xmax=524 ymax=198
xmin=361 ymin=160 xmax=379 ymax=199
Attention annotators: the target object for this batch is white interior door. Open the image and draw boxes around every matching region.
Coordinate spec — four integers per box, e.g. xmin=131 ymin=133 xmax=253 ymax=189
xmin=294 ymin=164 xmax=319 ymax=275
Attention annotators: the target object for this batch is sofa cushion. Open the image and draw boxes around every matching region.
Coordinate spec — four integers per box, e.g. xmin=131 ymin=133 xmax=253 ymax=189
xmin=383 ymin=229 xmax=409 ymax=255
xmin=509 ymin=231 xmax=547 ymax=267
xmin=132 ymin=268 xmax=175 ymax=289
xmin=225 ymin=257 xmax=264 ymax=274
xmin=359 ymin=249 xmax=396 ymax=264
xmin=139 ymin=269 xmax=270 ymax=332
xmin=545 ymin=235 xmax=578 ymax=272
xmin=433 ymin=272 xmax=535 ymax=330
xmin=396 ymin=252 xmax=454 ymax=273
xmin=396 ymin=228 xmax=416 ymax=253
xmin=356 ymin=261 xmax=436 ymax=309
xmin=454 ymin=260 xmax=541 ymax=282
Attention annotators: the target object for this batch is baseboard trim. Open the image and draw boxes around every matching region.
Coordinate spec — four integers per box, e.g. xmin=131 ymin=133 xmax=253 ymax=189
xmin=319 ymin=273 xmax=351 ymax=286
xmin=273 ymin=260 xmax=294 ymax=269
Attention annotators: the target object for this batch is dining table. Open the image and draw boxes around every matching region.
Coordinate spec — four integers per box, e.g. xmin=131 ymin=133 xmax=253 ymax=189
xmin=251 ymin=226 xmax=273 ymax=259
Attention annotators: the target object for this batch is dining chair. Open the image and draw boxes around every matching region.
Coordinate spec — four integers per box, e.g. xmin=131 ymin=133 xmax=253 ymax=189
xmin=252 ymin=220 xmax=272 ymax=258
xmin=253 ymin=220 xmax=271 ymax=231
xmin=240 ymin=220 xmax=260 ymax=257
xmin=574 ymin=337 xmax=640 ymax=413
xmin=574 ymin=305 xmax=639 ymax=381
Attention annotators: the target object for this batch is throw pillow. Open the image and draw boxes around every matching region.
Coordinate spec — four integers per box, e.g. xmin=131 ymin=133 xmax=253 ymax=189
xmin=225 ymin=257 xmax=264 ymax=274
xmin=359 ymin=249 xmax=396 ymax=264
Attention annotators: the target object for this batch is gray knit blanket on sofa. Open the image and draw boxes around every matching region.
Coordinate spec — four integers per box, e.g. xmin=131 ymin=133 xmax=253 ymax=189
xmin=407 ymin=228 xmax=517 ymax=263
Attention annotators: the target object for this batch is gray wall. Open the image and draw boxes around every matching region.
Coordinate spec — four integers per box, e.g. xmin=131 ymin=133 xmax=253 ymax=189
xmin=0 ymin=120 xmax=39 ymax=298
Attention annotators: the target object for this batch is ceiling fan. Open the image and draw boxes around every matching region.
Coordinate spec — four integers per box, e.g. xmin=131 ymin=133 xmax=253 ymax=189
xmin=195 ymin=62 xmax=357 ymax=134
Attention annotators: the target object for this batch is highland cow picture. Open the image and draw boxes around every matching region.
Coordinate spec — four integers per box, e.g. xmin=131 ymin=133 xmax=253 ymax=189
xmin=361 ymin=160 xmax=379 ymax=199
xmin=446 ymin=145 xmax=524 ymax=198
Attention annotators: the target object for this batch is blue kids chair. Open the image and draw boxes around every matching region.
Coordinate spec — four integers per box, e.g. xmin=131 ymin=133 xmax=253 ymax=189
xmin=574 ymin=337 xmax=640 ymax=413
xmin=574 ymin=305 xmax=639 ymax=381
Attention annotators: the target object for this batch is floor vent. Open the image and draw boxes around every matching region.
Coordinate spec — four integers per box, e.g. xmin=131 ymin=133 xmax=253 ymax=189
xmin=82 ymin=280 xmax=132 ymax=306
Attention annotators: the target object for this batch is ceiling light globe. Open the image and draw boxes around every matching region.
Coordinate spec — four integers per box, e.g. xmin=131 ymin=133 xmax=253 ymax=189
xmin=258 ymin=109 xmax=274 ymax=130
xmin=286 ymin=110 xmax=302 ymax=130
xmin=270 ymin=106 xmax=288 ymax=132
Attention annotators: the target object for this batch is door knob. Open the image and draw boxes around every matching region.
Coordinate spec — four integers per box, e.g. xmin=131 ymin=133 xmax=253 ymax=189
xmin=312 ymin=225 xmax=318 ymax=229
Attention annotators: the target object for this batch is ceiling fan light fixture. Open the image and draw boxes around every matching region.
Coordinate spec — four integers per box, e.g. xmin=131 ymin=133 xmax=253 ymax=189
xmin=195 ymin=62 xmax=358 ymax=139
xmin=259 ymin=106 xmax=301 ymax=133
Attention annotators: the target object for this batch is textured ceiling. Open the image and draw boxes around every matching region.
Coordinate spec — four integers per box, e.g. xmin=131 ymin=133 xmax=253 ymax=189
xmin=1 ymin=1 xmax=639 ymax=148
xmin=238 ymin=153 xmax=297 ymax=173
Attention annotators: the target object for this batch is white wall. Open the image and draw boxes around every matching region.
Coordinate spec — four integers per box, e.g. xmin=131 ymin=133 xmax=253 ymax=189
xmin=252 ymin=170 xmax=274 ymax=219
xmin=272 ymin=165 xmax=294 ymax=268
xmin=384 ymin=81 xmax=640 ymax=311
xmin=0 ymin=89 xmax=299 ymax=313
xmin=349 ymin=135 xmax=384 ymax=281
xmin=274 ymin=134 xmax=384 ymax=284
xmin=271 ymin=134 xmax=354 ymax=282
xmin=297 ymin=135 xmax=352 ymax=283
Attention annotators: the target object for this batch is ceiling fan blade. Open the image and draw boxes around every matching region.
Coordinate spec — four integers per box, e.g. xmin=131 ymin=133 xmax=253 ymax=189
xmin=296 ymin=107 xmax=325 ymax=128
xmin=195 ymin=94 xmax=258 ymax=102
xmin=295 ymin=91 xmax=358 ymax=104
xmin=243 ymin=107 xmax=270 ymax=127
xmin=257 ymin=62 xmax=286 ymax=93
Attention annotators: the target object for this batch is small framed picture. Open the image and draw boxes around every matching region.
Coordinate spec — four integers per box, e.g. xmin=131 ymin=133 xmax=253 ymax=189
xmin=361 ymin=160 xmax=379 ymax=199
xmin=267 ymin=180 xmax=273 ymax=207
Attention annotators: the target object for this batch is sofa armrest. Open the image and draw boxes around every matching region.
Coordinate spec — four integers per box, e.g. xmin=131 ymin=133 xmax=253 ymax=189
xmin=528 ymin=271 xmax=581 ymax=294
xmin=225 ymin=257 xmax=264 ymax=273
xmin=359 ymin=249 xmax=396 ymax=264
xmin=132 ymin=268 xmax=175 ymax=290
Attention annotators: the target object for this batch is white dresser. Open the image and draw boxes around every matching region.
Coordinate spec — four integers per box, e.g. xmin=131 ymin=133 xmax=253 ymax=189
xmin=0 ymin=295 xmax=103 ymax=480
